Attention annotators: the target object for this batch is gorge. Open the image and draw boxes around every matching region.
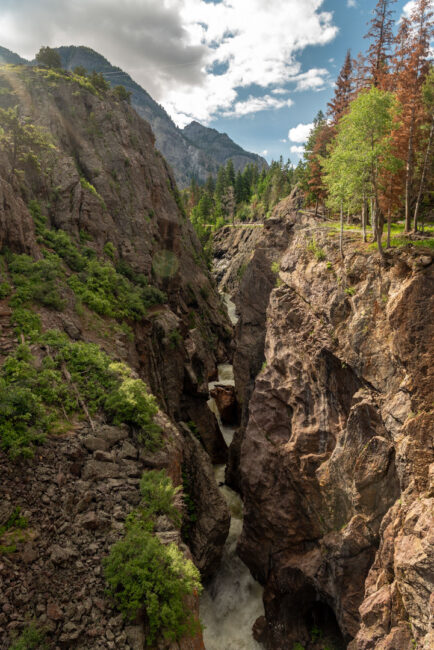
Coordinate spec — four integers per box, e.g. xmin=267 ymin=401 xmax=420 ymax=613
xmin=0 ymin=55 xmax=433 ymax=650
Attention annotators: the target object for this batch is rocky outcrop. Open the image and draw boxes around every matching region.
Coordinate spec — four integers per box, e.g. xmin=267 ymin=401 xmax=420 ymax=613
xmin=181 ymin=425 xmax=231 ymax=580
xmin=0 ymin=411 xmax=214 ymax=649
xmin=216 ymin=199 xmax=433 ymax=648
xmin=0 ymin=64 xmax=232 ymax=648
xmin=209 ymin=385 xmax=238 ymax=425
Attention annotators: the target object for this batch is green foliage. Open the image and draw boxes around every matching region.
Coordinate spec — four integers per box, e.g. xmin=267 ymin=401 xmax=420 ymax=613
xmin=8 ymin=622 xmax=47 ymax=650
xmin=139 ymin=470 xmax=181 ymax=525
xmin=168 ymin=328 xmax=182 ymax=349
xmin=73 ymin=65 xmax=87 ymax=77
xmin=322 ymin=87 xmax=400 ymax=213
xmin=181 ymin=468 xmax=197 ymax=542
xmin=8 ymin=252 xmax=66 ymax=311
xmin=0 ymin=281 xmax=11 ymax=299
xmin=186 ymin=157 xmax=295 ymax=247
xmin=0 ymin=334 xmax=161 ymax=458
xmin=105 ymin=368 xmax=161 ymax=450
xmin=35 ymin=46 xmax=62 ymax=69
xmin=292 ymin=644 xmax=305 ymax=650
xmin=80 ymin=177 xmax=105 ymax=206
xmin=11 ymin=307 xmax=42 ymax=340
xmin=103 ymin=241 xmax=116 ymax=260
xmin=307 ymin=238 xmax=326 ymax=261
xmin=104 ymin=470 xmax=201 ymax=644
xmin=271 ymin=261 xmax=280 ymax=274
xmin=345 ymin=287 xmax=356 ymax=296
xmin=113 ymin=85 xmax=132 ymax=103
xmin=0 ymin=106 xmax=54 ymax=179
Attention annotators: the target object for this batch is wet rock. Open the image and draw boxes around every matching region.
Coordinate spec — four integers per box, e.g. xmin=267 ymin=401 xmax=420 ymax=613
xmin=180 ymin=425 xmax=230 ymax=579
xmin=210 ymin=385 xmax=238 ymax=425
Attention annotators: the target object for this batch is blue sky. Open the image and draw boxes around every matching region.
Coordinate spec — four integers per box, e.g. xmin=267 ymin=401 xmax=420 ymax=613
xmin=207 ymin=0 xmax=414 ymax=163
xmin=0 ymin=0 xmax=418 ymax=163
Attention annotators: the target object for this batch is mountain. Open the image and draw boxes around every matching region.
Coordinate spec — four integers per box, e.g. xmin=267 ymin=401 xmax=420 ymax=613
xmin=0 ymin=44 xmax=266 ymax=187
xmin=182 ymin=121 xmax=266 ymax=171
xmin=54 ymin=45 xmax=267 ymax=187
xmin=0 ymin=45 xmax=27 ymax=65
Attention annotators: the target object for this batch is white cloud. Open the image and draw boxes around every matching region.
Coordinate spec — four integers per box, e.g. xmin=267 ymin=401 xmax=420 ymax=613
xmin=222 ymin=94 xmax=293 ymax=118
xmin=347 ymin=0 xmax=357 ymax=8
xmin=288 ymin=122 xmax=313 ymax=143
xmin=271 ymin=87 xmax=289 ymax=95
xmin=262 ymin=149 xmax=268 ymax=156
xmin=0 ymin=0 xmax=338 ymax=125
xmin=290 ymin=145 xmax=305 ymax=154
xmin=289 ymin=67 xmax=330 ymax=91
xmin=280 ymin=138 xmax=287 ymax=143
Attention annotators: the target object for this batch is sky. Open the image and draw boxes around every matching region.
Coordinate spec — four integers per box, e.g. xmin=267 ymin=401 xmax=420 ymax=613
xmin=0 ymin=0 xmax=425 ymax=163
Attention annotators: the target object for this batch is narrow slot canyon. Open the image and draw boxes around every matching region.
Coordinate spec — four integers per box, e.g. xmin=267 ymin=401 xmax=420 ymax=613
xmin=200 ymin=293 xmax=265 ymax=650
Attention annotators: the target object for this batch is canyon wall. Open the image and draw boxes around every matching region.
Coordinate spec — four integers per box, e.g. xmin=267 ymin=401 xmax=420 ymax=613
xmin=0 ymin=65 xmax=232 ymax=649
xmin=215 ymin=198 xmax=433 ymax=649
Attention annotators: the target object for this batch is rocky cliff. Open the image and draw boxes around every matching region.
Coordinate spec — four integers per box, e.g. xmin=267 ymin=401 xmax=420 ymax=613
xmin=0 ymin=45 xmax=267 ymax=187
xmin=0 ymin=63 xmax=232 ymax=648
xmin=213 ymin=199 xmax=434 ymax=649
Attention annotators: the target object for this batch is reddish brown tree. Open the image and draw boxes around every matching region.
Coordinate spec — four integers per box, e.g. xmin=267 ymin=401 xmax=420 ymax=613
xmin=392 ymin=0 xmax=433 ymax=231
xmin=364 ymin=0 xmax=397 ymax=89
xmin=327 ymin=50 xmax=354 ymax=124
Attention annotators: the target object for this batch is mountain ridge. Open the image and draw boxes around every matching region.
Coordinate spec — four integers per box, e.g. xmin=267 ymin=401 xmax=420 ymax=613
xmin=0 ymin=45 xmax=267 ymax=187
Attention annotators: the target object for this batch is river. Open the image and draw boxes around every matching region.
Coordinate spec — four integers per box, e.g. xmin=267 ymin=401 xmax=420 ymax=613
xmin=199 ymin=294 xmax=264 ymax=650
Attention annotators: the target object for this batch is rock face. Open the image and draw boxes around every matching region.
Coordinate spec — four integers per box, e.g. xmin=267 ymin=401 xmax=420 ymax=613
xmin=214 ymin=200 xmax=434 ymax=649
xmin=0 ymin=64 xmax=231 ymax=648
xmin=0 ymin=45 xmax=267 ymax=187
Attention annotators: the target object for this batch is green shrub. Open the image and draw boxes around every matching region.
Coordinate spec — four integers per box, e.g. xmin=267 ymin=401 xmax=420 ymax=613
xmin=271 ymin=261 xmax=280 ymax=274
xmin=345 ymin=287 xmax=356 ymax=296
xmin=103 ymin=241 xmax=116 ymax=260
xmin=8 ymin=623 xmax=47 ymax=650
xmin=11 ymin=308 xmax=42 ymax=340
xmin=104 ymin=470 xmax=201 ymax=644
xmin=104 ymin=369 xmax=161 ymax=449
xmin=113 ymin=85 xmax=132 ymax=103
xmin=139 ymin=470 xmax=181 ymax=524
xmin=168 ymin=329 xmax=182 ymax=349
xmin=0 ymin=334 xmax=162 ymax=458
xmin=0 ymin=281 xmax=11 ymax=299
xmin=8 ymin=252 xmax=65 ymax=311
xmin=307 ymin=238 xmax=326 ymax=261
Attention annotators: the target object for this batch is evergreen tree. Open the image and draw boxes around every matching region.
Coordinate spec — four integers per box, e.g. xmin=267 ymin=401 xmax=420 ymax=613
xmin=35 ymin=46 xmax=62 ymax=70
xmin=327 ymin=50 xmax=354 ymax=124
xmin=364 ymin=0 xmax=397 ymax=89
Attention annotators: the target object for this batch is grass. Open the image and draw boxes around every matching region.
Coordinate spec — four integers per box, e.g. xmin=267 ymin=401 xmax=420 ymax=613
xmin=8 ymin=623 xmax=47 ymax=650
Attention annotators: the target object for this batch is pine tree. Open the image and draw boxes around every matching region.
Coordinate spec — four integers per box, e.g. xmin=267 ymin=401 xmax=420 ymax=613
xmin=392 ymin=0 xmax=433 ymax=230
xmin=364 ymin=0 xmax=397 ymax=89
xmin=327 ymin=51 xmax=354 ymax=124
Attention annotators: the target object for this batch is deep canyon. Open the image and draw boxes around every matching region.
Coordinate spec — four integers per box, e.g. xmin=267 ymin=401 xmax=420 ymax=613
xmin=0 ymin=63 xmax=433 ymax=650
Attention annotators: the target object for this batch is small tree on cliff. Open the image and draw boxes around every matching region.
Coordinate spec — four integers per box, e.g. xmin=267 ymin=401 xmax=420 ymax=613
xmin=0 ymin=106 xmax=54 ymax=181
xmin=35 ymin=46 xmax=62 ymax=69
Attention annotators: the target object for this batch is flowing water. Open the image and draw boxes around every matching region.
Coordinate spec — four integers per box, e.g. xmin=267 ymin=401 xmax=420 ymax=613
xmin=200 ymin=294 xmax=264 ymax=650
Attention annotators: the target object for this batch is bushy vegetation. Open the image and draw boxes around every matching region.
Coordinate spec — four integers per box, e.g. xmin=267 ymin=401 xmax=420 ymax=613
xmin=104 ymin=470 xmax=201 ymax=644
xmin=0 ymin=506 xmax=28 ymax=555
xmin=8 ymin=623 xmax=47 ymax=650
xmin=0 ymin=334 xmax=161 ymax=459
xmin=1 ymin=201 xmax=167 ymax=322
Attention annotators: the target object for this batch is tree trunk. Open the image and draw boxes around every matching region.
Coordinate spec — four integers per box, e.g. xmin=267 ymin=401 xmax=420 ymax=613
xmin=413 ymin=116 xmax=434 ymax=233
xmin=405 ymin=107 xmax=416 ymax=232
xmin=386 ymin=208 xmax=391 ymax=249
xmin=375 ymin=200 xmax=385 ymax=259
xmin=314 ymin=198 xmax=318 ymax=218
xmin=362 ymin=200 xmax=367 ymax=242
xmin=371 ymin=198 xmax=377 ymax=243
xmin=340 ymin=201 xmax=344 ymax=259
